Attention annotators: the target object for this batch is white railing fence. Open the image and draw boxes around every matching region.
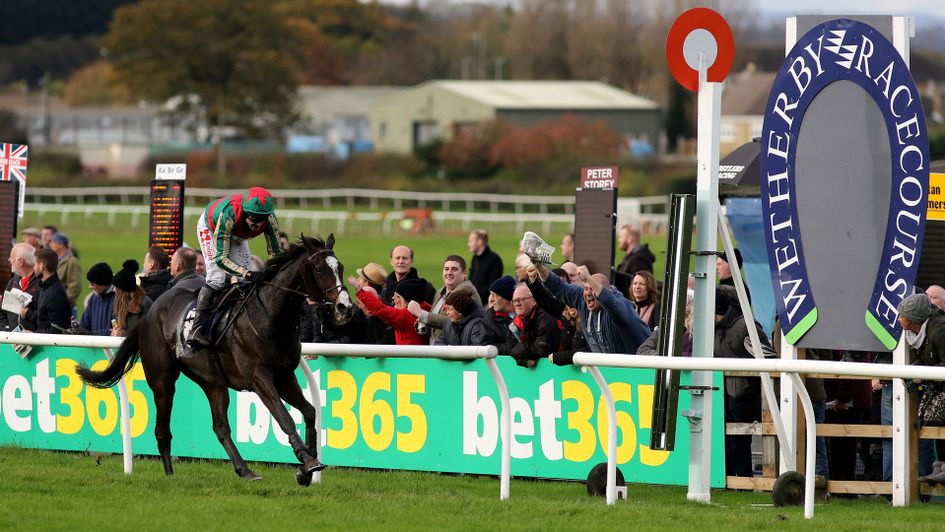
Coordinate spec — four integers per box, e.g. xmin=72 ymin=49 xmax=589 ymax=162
xmin=23 ymin=187 xmax=671 ymax=234
xmin=571 ymin=352 xmax=945 ymax=519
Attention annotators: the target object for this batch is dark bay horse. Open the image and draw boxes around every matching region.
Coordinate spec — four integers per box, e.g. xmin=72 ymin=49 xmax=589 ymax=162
xmin=77 ymin=235 xmax=352 ymax=482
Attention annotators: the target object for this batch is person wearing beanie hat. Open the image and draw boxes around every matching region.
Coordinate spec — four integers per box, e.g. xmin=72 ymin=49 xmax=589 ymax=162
xmin=112 ymin=260 xmax=139 ymax=292
xmin=79 ymin=262 xmax=116 ymax=336
xmin=348 ymin=274 xmax=431 ymax=345
xmin=435 ymin=289 xmax=484 ymax=346
xmin=394 ymin=278 xmax=428 ymax=306
xmin=188 ymin=187 xmax=283 ymax=349
xmin=489 ymin=276 xmax=516 ymax=303
xmin=900 ymin=292 xmax=945 ymax=478
xmin=87 ymin=262 xmax=113 ymax=287
xmin=112 ymin=259 xmax=153 ymax=337
xmin=717 ymin=248 xmax=751 ymax=305
xmin=481 ymin=276 xmax=518 ymax=355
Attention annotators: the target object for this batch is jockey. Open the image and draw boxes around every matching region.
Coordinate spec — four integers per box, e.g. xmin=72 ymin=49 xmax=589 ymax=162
xmin=187 ymin=186 xmax=282 ymax=349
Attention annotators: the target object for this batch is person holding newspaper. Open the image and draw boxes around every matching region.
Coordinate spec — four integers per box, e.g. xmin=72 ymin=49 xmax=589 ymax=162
xmin=1 ymin=243 xmax=42 ymax=331
xmin=529 ymin=261 xmax=650 ymax=354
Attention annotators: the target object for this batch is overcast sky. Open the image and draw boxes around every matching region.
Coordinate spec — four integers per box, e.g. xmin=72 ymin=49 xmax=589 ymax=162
xmin=378 ymin=1 xmax=942 ymax=20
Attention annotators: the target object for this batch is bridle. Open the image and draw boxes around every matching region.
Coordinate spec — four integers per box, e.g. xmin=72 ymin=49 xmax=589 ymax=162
xmin=300 ymin=247 xmax=346 ymax=304
xmin=258 ymin=246 xmax=344 ymax=304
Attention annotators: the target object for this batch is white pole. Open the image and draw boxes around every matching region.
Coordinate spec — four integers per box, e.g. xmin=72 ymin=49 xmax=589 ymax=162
xmin=892 ymin=337 xmax=910 ymax=505
xmin=104 ymin=348 xmax=133 ymax=475
xmin=689 ymin=54 xmax=721 ymax=504
xmin=297 ymin=358 xmax=322 ymax=485
xmin=788 ymin=373 xmax=816 ymax=519
xmin=485 ymin=358 xmax=511 ymax=500
xmin=587 ymin=366 xmax=618 ymax=505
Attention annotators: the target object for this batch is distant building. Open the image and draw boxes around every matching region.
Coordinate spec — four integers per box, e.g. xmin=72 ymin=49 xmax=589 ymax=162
xmin=369 ymin=80 xmax=661 ymax=155
xmin=719 ymin=68 xmax=775 ymax=157
xmin=294 ymin=86 xmax=404 ymax=153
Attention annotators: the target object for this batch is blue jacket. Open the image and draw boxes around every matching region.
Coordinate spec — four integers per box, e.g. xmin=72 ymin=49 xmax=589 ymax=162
xmin=544 ymin=272 xmax=650 ymax=354
xmin=81 ymin=288 xmax=116 ymax=336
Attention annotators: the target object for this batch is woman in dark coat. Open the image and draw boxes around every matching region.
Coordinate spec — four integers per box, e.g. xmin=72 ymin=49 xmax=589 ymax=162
xmin=435 ymin=289 xmax=484 ymax=346
xmin=110 ymin=260 xmax=153 ymax=336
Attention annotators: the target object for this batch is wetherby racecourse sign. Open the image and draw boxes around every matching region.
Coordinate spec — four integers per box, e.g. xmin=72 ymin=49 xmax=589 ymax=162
xmin=761 ymin=19 xmax=929 ymax=349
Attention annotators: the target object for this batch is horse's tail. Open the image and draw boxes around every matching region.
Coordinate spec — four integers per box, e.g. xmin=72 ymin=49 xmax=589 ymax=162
xmin=75 ymin=324 xmax=142 ymax=389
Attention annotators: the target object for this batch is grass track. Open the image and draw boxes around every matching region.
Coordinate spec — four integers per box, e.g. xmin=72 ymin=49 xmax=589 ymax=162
xmin=1 ymin=447 xmax=943 ymax=531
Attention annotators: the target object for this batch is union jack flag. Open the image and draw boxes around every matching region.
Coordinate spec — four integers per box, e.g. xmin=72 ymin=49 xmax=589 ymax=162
xmin=0 ymin=143 xmax=28 ymax=218
xmin=0 ymin=143 xmax=28 ymax=182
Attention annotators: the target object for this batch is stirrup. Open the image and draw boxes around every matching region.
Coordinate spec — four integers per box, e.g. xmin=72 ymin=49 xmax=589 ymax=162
xmin=187 ymin=326 xmax=210 ymax=350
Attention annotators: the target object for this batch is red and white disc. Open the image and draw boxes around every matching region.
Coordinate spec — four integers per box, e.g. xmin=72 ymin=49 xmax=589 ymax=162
xmin=666 ymin=7 xmax=734 ymax=91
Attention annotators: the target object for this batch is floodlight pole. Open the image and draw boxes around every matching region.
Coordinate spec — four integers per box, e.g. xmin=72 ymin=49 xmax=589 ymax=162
xmin=688 ymin=57 xmax=720 ymax=503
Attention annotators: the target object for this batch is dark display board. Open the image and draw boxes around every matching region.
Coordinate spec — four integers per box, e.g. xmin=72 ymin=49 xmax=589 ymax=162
xmin=0 ymin=181 xmax=18 ymax=290
xmin=574 ymin=189 xmax=617 ymax=281
xmin=149 ymin=180 xmax=185 ymax=256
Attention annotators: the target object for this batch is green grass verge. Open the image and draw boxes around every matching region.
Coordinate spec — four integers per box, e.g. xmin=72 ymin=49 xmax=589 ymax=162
xmin=0 ymin=447 xmax=942 ymax=530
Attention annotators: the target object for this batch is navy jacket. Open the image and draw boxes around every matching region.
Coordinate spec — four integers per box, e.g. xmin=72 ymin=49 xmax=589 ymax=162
xmin=80 ymin=288 xmax=116 ymax=336
xmin=544 ymin=272 xmax=650 ymax=354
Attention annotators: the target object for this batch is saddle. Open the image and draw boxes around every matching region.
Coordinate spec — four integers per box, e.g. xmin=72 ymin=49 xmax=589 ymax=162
xmin=180 ymin=283 xmax=256 ymax=350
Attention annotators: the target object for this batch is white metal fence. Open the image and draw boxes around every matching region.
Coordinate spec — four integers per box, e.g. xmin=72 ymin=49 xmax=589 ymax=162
xmin=23 ymin=187 xmax=671 ymax=234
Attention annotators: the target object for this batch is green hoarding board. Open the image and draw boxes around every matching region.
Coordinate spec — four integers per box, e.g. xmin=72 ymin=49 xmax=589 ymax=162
xmin=0 ymin=345 xmax=725 ymax=487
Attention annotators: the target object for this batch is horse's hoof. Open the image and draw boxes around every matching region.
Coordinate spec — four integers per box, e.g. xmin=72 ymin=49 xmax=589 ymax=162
xmin=242 ymin=471 xmax=262 ymax=481
xmin=302 ymin=458 xmax=326 ymax=474
xmin=296 ymin=467 xmax=313 ymax=486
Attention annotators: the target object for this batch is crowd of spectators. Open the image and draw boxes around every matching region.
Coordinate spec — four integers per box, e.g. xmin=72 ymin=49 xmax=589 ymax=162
xmin=7 ymin=222 xmax=943 ymax=488
xmin=2 ymin=226 xmax=204 ymax=341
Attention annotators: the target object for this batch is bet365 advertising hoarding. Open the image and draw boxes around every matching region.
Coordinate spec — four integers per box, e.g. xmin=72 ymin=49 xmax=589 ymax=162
xmin=0 ymin=345 xmax=724 ymax=487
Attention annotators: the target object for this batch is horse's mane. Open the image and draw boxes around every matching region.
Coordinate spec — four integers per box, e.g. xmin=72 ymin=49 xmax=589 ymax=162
xmin=262 ymin=234 xmax=328 ymax=281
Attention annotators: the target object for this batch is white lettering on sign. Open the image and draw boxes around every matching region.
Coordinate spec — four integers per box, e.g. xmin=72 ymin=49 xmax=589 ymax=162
xmin=155 ymin=164 xmax=187 ymax=181
xmin=581 ymin=166 xmax=619 ymax=189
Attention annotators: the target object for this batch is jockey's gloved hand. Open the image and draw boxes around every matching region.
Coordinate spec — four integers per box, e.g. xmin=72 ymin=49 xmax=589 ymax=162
xmin=245 ymin=270 xmax=265 ymax=283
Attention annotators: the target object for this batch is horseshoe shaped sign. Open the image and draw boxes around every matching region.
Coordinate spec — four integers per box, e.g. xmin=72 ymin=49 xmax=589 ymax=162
xmin=761 ymin=19 xmax=929 ymax=349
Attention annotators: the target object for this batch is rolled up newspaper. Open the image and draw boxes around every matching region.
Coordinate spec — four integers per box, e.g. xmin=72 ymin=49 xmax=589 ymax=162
xmin=520 ymin=231 xmax=555 ymax=265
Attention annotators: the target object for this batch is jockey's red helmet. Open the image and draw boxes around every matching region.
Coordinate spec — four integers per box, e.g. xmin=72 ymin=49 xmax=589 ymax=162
xmin=242 ymin=187 xmax=275 ymax=217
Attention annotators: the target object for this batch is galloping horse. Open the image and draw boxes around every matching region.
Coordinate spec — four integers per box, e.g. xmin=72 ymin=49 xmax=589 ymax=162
xmin=77 ymin=235 xmax=352 ymax=482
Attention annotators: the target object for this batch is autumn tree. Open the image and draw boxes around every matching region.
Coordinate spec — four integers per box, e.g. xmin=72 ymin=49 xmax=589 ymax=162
xmin=103 ymin=0 xmax=300 ymax=172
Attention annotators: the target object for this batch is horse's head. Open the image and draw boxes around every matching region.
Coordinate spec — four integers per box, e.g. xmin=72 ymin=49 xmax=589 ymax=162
xmin=298 ymin=234 xmax=354 ymax=323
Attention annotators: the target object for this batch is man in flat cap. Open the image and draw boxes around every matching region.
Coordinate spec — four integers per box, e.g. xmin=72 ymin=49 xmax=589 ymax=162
xmin=20 ymin=228 xmax=43 ymax=251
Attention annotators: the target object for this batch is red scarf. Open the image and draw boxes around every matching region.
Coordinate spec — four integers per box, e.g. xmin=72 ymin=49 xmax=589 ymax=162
xmin=19 ymin=273 xmax=32 ymax=291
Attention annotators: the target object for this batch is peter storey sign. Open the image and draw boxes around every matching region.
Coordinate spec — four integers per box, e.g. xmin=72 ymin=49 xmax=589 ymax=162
xmin=761 ymin=19 xmax=929 ymax=349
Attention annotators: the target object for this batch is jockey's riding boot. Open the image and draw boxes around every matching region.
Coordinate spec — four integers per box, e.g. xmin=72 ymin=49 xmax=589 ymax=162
xmin=186 ymin=285 xmax=217 ymax=350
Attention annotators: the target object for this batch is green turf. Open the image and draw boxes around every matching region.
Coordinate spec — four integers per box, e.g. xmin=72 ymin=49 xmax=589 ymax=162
xmin=0 ymin=447 xmax=941 ymax=530
xmin=19 ymin=212 xmax=665 ymax=312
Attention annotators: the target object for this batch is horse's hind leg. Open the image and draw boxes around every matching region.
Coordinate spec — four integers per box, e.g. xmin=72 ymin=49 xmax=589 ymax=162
xmin=147 ymin=370 xmax=179 ymax=476
xmin=253 ymin=370 xmax=324 ymax=474
xmin=200 ymin=382 xmax=260 ymax=480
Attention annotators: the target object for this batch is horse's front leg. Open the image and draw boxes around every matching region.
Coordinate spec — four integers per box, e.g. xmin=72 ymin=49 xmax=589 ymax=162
xmin=275 ymin=373 xmax=319 ymax=458
xmin=276 ymin=372 xmax=321 ymax=485
xmin=253 ymin=370 xmax=325 ymax=474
